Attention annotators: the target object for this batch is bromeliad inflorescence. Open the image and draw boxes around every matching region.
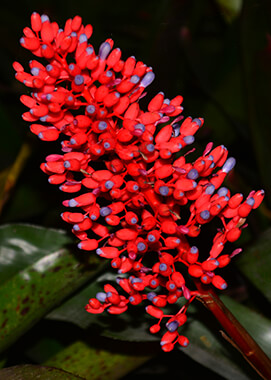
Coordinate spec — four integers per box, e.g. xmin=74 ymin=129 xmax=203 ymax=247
xmin=14 ymin=12 xmax=264 ymax=352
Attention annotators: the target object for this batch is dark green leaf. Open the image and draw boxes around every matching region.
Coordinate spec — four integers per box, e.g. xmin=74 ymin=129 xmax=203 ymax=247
xmin=48 ymin=271 xmax=271 ymax=379
xmin=45 ymin=340 xmax=151 ymax=380
xmin=237 ymin=228 xmax=271 ymax=303
xmin=47 ymin=272 xmax=158 ymax=342
xmin=0 ymin=364 xmax=85 ymax=379
xmin=0 ymin=224 xmax=72 ymax=284
xmin=179 ymin=295 xmax=271 ymax=380
xmin=0 ymin=224 xmax=104 ymax=354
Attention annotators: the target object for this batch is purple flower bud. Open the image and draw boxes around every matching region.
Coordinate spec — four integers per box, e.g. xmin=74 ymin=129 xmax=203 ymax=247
xmin=86 ymin=105 xmax=96 ymax=114
xmin=205 ymin=184 xmax=215 ymax=194
xmin=246 ymin=197 xmax=255 ymax=206
xmin=100 ymin=206 xmax=112 ymax=217
xmin=96 ymin=248 xmax=102 ymax=255
xmin=159 ymin=186 xmax=169 ymax=196
xmin=98 ymin=121 xmax=107 ymax=131
xmin=187 ymin=169 xmax=199 ymax=180
xmin=79 ymin=33 xmax=87 ymax=43
xmin=172 ymin=124 xmax=180 ymax=137
xmin=159 ymin=263 xmax=168 ymax=272
xmin=31 ymin=67 xmax=39 ymax=76
xmin=63 ymin=160 xmax=71 ymax=168
xmin=130 ymin=75 xmax=140 ymax=84
xmin=222 ymin=157 xmax=236 ymax=173
xmin=134 ymin=123 xmax=145 ymax=132
xmin=131 ymin=277 xmax=142 ymax=284
xmin=147 ymin=292 xmax=156 ymax=301
xmin=148 ymin=234 xmax=156 ymax=242
xmin=137 ymin=242 xmax=146 ymax=251
xmin=74 ymin=75 xmax=84 ymax=86
xmin=99 ymin=41 xmax=111 ymax=60
xmin=146 ymin=144 xmax=155 ymax=152
xmin=41 ymin=14 xmax=49 ymax=22
xmin=217 ymin=187 xmax=228 ymax=197
xmin=200 ymin=210 xmax=210 ymax=220
xmin=105 ymin=180 xmax=114 ymax=189
xmin=140 ymin=71 xmax=155 ymax=88
xmin=86 ymin=46 xmax=93 ymax=55
xmin=104 ymin=142 xmax=111 ymax=149
xmin=70 ymin=138 xmax=76 ymax=145
xmin=68 ymin=199 xmax=78 ymax=207
xmin=183 ymin=135 xmax=195 ymax=145
xmin=96 ymin=292 xmax=107 ymax=302
xmin=192 ymin=118 xmax=203 ymax=126
xmin=167 ymin=320 xmax=179 ymax=332
xmin=190 ymin=246 xmax=198 ymax=254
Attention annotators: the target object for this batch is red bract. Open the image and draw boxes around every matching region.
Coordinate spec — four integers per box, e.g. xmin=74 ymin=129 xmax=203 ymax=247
xmin=15 ymin=12 xmax=264 ymax=352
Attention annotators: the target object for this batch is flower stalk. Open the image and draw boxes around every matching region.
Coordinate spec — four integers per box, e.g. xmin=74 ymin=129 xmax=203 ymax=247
xmin=195 ymin=280 xmax=271 ymax=380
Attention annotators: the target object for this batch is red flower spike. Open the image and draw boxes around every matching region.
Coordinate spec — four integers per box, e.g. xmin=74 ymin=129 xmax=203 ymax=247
xmin=15 ymin=12 xmax=264 ymax=354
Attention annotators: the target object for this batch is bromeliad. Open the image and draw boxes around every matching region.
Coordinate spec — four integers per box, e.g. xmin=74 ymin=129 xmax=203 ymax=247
xmin=14 ymin=12 xmax=264 ymax=353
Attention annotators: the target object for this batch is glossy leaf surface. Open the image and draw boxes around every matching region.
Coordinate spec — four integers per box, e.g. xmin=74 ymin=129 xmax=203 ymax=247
xmin=237 ymin=228 xmax=271 ymax=303
xmin=47 ymin=271 xmax=271 ymax=379
xmin=0 ymin=224 xmax=103 ymax=354
xmin=45 ymin=340 xmax=151 ymax=380
xmin=0 ymin=364 xmax=84 ymax=379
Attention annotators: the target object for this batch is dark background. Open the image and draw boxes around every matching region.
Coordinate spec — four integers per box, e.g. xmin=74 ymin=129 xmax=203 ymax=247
xmin=0 ymin=0 xmax=271 ymax=378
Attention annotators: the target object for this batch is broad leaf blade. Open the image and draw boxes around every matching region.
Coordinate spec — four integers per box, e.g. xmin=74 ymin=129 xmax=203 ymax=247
xmin=45 ymin=340 xmax=151 ymax=380
xmin=0 ymin=364 xmax=85 ymax=379
xmin=0 ymin=224 xmax=72 ymax=284
xmin=237 ymin=228 xmax=271 ymax=303
xmin=179 ymin=295 xmax=271 ymax=380
xmin=0 ymin=224 xmax=103 ymax=354
xmin=47 ymin=272 xmax=271 ymax=379
xmin=47 ymin=272 xmax=158 ymax=342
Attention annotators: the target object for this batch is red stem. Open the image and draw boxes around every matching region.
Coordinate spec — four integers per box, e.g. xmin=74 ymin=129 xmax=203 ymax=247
xmin=195 ymin=280 xmax=271 ymax=380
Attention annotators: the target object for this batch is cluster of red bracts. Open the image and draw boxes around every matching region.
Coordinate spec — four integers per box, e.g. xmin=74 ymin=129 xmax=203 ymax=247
xmin=14 ymin=12 xmax=264 ymax=352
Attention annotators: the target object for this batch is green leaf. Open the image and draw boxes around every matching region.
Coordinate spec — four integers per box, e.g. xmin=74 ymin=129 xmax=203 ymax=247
xmin=0 ymin=224 xmax=104 ymax=354
xmin=215 ymin=0 xmax=243 ymax=23
xmin=44 ymin=340 xmax=151 ymax=380
xmin=47 ymin=270 xmax=271 ymax=379
xmin=47 ymin=272 xmax=158 ymax=342
xmin=0 ymin=224 xmax=72 ymax=284
xmin=237 ymin=228 xmax=271 ymax=303
xmin=0 ymin=364 xmax=85 ymax=379
xmin=179 ymin=295 xmax=271 ymax=380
